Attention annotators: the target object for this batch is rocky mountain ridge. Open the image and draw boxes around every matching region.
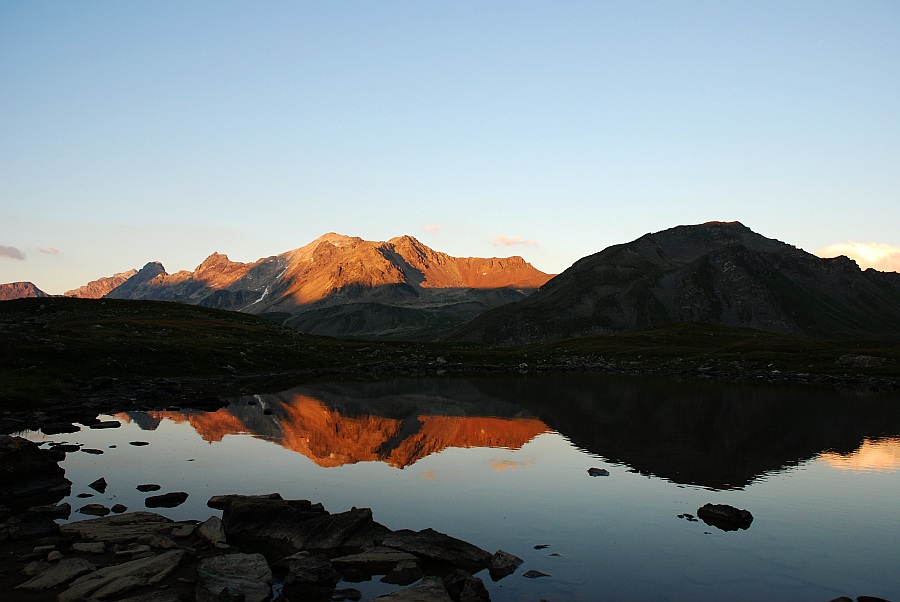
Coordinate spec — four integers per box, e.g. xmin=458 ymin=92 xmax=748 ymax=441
xmin=0 ymin=282 xmax=49 ymax=301
xmin=63 ymin=269 xmax=138 ymax=299
xmin=451 ymin=221 xmax=900 ymax=342
xmin=104 ymin=233 xmax=552 ymax=340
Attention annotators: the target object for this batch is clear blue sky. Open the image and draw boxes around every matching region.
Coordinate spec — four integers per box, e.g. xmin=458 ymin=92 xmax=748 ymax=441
xmin=2 ymin=1 xmax=898 ymax=293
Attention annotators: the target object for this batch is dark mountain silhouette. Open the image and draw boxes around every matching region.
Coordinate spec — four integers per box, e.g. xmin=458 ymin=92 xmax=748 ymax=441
xmin=451 ymin=222 xmax=900 ymax=343
xmin=0 ymin=282 xmax=49 ymax=301
xmin=104 ymin=233 xmax=552 ymax=340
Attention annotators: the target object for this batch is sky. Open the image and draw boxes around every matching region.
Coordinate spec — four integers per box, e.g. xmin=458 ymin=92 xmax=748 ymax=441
xmin=1 ymin=1 xmax=899 ymax=294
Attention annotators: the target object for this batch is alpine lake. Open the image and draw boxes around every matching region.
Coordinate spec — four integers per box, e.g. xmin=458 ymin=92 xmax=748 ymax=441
xmin=22 ymin=374 xmax=900 ymax=602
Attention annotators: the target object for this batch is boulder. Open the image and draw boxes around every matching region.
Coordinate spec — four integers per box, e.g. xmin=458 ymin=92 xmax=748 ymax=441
xmin=78 ymin=503 xmax=111 ymax=516
xmin=697 ymin=503 xmax=753 ymax=531
xmin=222 ymin=497 xmax=386 ymax=556
xmin=443 ymin=569 xmax=490 ymax=602
xmin=72 ymin=542 xmax=106 ymax=554
xmin=374 ymin=575 xmax=453 ymax=601
xmin=89 ymin=478 xmax=108 ymax=493
xmin=488 ymin=549 xmax=523 ymax=580
xmin=16 ymin=557 xmax=97 ymax=590
xmin=195 ymin=553 xmax=273 ymax=602
xmin=199 ymin=515 xmax=227 ymax=545
xmin=137 ymin=484 xmax=161 ymax=492
xmin=27 ymin=501 xmax=71 ymax=519
xmin=58 ymin=549 xmax=185 ymax=602
xmin=0 ymin=435 xmax=71 ymax=510
xmin=380 ymin=528 xmax=493 ymax=570
xmin=145 ymin=491 xmax=189 ymax=508
xmin=587 ymin=467 xmax=610 ymax=477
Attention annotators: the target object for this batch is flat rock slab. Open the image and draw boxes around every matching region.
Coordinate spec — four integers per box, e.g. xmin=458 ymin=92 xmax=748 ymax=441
xmin=374 ymin=576 xmax=453 ymax=602
xmin=58 ymin=549 xmax=185 ymax=602
xmin=16 ymin=557 xmax=97 ymax=590
xmin=381 ymin=528 xmax=492 ymax=570
xmin=207 ymin=492 xmax=283 ymax=510
xmin=332 ymin=546 xmax=420 ymax=573
xmin=60 ymin=511 xmax=181 ymax=544
xmin=195 ymin=552 xmax=272 ymax=602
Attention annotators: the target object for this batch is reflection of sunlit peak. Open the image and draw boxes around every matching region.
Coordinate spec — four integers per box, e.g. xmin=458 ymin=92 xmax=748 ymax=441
xmin=421 ymin=471 xmax=437 ymax=480
xmin=492 ymin=458 xmax=535 ymax=472
xmin=819 ymin=438 xmax=900 ymax=472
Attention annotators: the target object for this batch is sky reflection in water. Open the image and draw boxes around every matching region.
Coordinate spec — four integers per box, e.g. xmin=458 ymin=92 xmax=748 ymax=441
xmin=24 ymin=375 xmax=900 ymax=602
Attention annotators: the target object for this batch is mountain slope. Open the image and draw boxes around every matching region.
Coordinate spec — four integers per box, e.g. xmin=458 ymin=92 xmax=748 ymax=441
xmin=105 ymin=233 xmax=551 ymax=340
xmin=451 ymin=222 xmax=900 ymax=343
xmin=0 ymin=282 xmax=49 ymax=301
xmin=64 ymin=269 xmax=137 ymax=299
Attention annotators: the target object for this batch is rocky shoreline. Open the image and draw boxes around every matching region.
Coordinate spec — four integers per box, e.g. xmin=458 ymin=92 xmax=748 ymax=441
xmin=2 ymin=436 xmax=524 ymax=602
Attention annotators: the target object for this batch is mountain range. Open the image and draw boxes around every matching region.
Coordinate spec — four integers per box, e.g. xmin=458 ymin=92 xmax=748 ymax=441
xmin=103 ymin=233 xmax=551 ymax=340
xmin=4 ymin=222 xmax=900 ymax=341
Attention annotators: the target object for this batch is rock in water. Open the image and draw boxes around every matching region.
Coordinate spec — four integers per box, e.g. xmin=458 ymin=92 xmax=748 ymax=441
xmin=380 ymin=528 xmax=493 ymax=571
xmin=374 ymin=575 xmax=453 ymax=601
xmin=697 ymin=503 xmax=753 ymax=531
xmin=195 ymin=553 xmax=272 ymax=602
xmin=489 ymin=549 xmax=523 ymax=580
xmin=145 ymin=491 xmax=189 ymax=508
xmin=587 ymin=467 xmax=610 ymax=477
xmin=89 ymin=478 xmax=108 ymax=493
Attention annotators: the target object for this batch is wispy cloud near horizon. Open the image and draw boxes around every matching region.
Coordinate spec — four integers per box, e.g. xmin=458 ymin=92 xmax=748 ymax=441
xmin=492 ymin=235 xmax=538 ymax=247
xmin=816 ymin=242 xmax=900 ymax=273
xmin=38 ymin=247 xmax=60 ymax=256
xmin=424 ymin=224 xmax=442 ymax=233
xmin=0 ymin=245 xmax=26 ymax=260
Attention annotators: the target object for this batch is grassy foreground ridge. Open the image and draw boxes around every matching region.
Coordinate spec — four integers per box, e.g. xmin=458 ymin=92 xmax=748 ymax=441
xmin=2 ymin=297 xmax=899 ymax=408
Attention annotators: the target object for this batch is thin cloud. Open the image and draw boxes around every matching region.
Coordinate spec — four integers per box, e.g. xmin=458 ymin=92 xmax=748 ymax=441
xmin=424 ymin=224 xmax=442 ymax=233
xmin=0 ymin=245 xmax=26 ymax=260
xmin=492 ymin=235 xmax=538 ymax=247
xmin=816 ymin=242 xmax=900 ymax=273
xmin=38 ymin=247 xmax=60 ymax=255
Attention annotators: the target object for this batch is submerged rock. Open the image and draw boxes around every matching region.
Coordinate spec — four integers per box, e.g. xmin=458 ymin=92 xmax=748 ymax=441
xmin=697 ymin=503 xmax=753 ymax=531
xmin=444 ymin=569 xmax=490 ymax=601
xmin=374 ymin=575 xmax=453 ymax=601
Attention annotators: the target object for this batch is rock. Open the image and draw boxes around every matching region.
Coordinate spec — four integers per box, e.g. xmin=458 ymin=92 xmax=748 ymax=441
xmin=78 ymin=503 xmax=111 ymax=516
xmin=222 ymin=497 xmax=385 ymax=556
xmin=195 ymin=553 xmax=272 ymax=602
xmin=488 ymin=549 xmax=523 ymax=580
xmin=116 ymin=544 xmax=152 ymax=557
xmin=27 ymin=501 xmax=71 ymax=519
xmin=41 ymin=422 xmax=80 ymax=435
xmin=381 ymin=559 xmax=423 ymax=586
xmin=145 ymin=534 xmax=178 ymax=549
xmin=47 ymin=550 xmax=63 ymax=561
xmin=0 ymin=512 xmax=60 ymax=540
xmin=523 ymin=570 xmax=550 ymax=578
xmin=81 ymin=448 xmax=104 ymax=454
xmin=129 ymin=441 xmax=150 ymax=446
xmin=171 ymin=523 xmax=197 ymax=538
xmin=697 ymin=503 xmax=753 ymax=531
xmin=137 ymin=484 xmax=161 ymax=492
xmin=218 ymin=586 xmax=246 ymax=602
xmin=857 ymin=597 xmax=893 ymax=602
xmin=331 ymin=546 xmax=420 ymax=574
xmin=58 ymin=549 xmax=185 ymax=602
xmin=0 ymin=435 xmax=71 ymax=511
xmin=199 ymin=516 xmax=227 ymax=545
xmin=207 ymin=492 xmax=283 ymax=510
xmin=111 ymin=503 xmax=128 ymax=513
xmin=89 ymin=477 xmax=108 ymax=493
xmin=113 ymin=591 xmax=182 ymax=602
xmin=587 ymin=467 xmax=610 ymax=477
xmin=16 ymin=557 xmax=97 ymax=590
xmin=374 ymin=575 xmax=453 ymax=601
xmin=61 ymin=511 xmax=178 ymax=544
xmin=77 ymin=493 xmax=94 ymax=498
xmin=90 ymin=420 xmax=122 ymax=429
xmin=145 ymin=491 xmax=189 ymax=508
xmin=273 ymin=551 xmax=340 ymax=587
xmin=23 ymin=559 xmax=52 ymax=576
xmin=332 ymin=588 xmax=362 ymax=601
xmin=72 ymin=542 xmax=106 ymax=554
xmin=381 ymin=528 xmax=493 ymax=570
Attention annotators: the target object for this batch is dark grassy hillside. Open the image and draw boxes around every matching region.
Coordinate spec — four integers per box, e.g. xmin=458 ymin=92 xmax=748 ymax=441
xmin=2 ymin=298 xmax=898 ymax=411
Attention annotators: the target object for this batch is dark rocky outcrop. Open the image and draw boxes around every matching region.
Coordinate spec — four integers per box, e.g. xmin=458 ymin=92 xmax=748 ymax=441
xmin=0 ymin=435 xmax=71 ymax=512
xmin=195 ymin=553 xmax=272 ymax=602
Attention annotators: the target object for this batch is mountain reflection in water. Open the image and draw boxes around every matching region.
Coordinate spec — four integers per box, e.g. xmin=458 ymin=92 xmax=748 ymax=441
xmin=118 ymin=379 xmax=551 ymax=468
xmin=119 ymin=375 xmax=900 ymax=489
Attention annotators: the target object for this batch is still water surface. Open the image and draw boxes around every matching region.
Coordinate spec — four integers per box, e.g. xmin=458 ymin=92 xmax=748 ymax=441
xmin=25 ymin=375 xmax=900 ymax=601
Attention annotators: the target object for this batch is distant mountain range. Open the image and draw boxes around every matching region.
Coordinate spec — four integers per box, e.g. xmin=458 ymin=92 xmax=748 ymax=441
xmin=103 ymin=233 xmax=551 ymax=340
xmin=4 ymin=222 xmax=900 ymax=341
xmin=452 ymin=221 xmax=900 ymax=342
xmin=0 ymin=281 xmax=49 ymax=301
